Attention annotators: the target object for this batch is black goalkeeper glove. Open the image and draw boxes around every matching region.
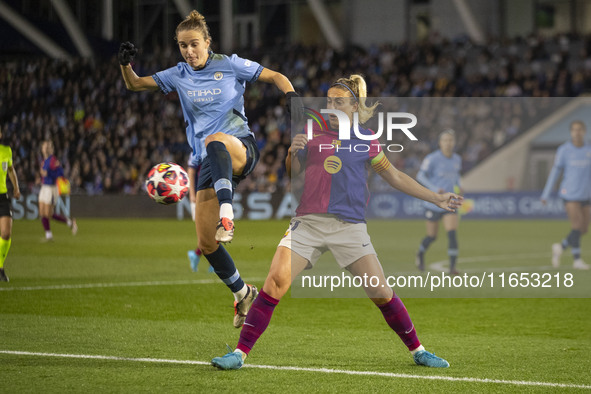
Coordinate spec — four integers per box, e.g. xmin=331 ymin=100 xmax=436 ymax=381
xmin=285 ymin=91 xmax=304 ymax=123
xmin=118 ymin=42 xmax=138 ymax=66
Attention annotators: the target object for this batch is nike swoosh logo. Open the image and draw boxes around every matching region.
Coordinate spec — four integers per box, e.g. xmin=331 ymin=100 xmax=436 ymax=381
xmin=243 ymin=323 xmax=255 ymax=328
xmin=362 ymin=243 xmax=370 ymax=247
xmin=404 ymin=324 xmax=414 ymax=335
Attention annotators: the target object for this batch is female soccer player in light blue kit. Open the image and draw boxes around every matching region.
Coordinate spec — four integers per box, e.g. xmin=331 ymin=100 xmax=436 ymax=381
xmin=541 ymin=120 xmax=591 ymax=270
xmin=415 ymin=130 xmax=463 ymax=274
xmin=119 ymin=10 xmax=297 ymax=327
xmin=212 ymin=75 xmax=463 ymax=370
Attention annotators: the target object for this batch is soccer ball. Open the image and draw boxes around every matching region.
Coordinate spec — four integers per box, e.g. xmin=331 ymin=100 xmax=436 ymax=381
xmin=145 ymin=162 xmax=189 ymax=205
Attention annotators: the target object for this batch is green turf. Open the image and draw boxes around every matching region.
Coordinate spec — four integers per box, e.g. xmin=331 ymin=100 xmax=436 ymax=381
xmin=1 ymin=219 xmax=590 ymax=392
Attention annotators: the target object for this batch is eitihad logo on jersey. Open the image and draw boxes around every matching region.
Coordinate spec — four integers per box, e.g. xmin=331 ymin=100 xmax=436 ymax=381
xmin=214 ymin=72 xmax=223 ymax=80
xmin=324 ymin=156 xmax=342 ymax=174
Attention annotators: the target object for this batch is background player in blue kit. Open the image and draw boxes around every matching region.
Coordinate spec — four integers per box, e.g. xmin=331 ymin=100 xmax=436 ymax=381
xmin=38 ymin=140 xmax=77 ymax=242
xmin=541 ymin=120 xmax=591 ymax=270
xmin=415 ymin=130 xmax=463 ymax=274
xmin=212 ymin=75 xmax=463 ymax=370
xmin=118 ymin=10 xmax=297 ymax=327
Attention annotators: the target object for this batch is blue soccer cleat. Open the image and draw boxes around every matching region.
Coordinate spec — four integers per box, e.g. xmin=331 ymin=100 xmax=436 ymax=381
xmin=188 ymin=250 xmax=200 ymax=272
xmin=211 ymin=346 xmax=244 ymax=370
xmin=413 ymin=350 xmax=450 ymax=368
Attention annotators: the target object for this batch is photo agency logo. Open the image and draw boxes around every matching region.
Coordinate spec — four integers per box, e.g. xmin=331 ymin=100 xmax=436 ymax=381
xmin=304 ymin=108 xmax=418 ymax=152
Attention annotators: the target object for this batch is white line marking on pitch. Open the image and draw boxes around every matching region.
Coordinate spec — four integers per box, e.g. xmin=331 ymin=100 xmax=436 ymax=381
xmin=429 ymin=253 xmax=551 ymax=273
xmin=0 ymin=278 xmax=266 ymax=292
xmin=0 ymin=350 xmax=589 ymax=389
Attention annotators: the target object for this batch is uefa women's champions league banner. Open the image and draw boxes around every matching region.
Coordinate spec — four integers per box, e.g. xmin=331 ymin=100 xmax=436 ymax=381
xmin=11 ymin=191 xmax=567 ymax=220
xmin=366 ymin=191 xmax=566 ymax=220
xmin=181 ymin=191 xmax=567 ymax=220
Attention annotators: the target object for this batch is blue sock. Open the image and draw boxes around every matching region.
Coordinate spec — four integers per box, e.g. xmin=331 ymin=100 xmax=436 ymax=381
xmin=568 ymin=230 xmax=581 ymax=259
xmin=206 ymin=141 xmax=233 ymax=205
xmin=418 ymin=236 xmax=436 ymax=255
xmin=448 ymin=230 xmax=458 ymax=271
xmin=204 ymin=245 xmax=245 ymax=292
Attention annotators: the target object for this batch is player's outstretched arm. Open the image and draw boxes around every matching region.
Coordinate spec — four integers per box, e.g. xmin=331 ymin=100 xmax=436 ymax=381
xmin=257 ymin=68 xmax=295 ymax=94
xmin=376 ymin=158 xmax=462 ymax=212
xmin=118 ymin=42 xmax=159 ymax=92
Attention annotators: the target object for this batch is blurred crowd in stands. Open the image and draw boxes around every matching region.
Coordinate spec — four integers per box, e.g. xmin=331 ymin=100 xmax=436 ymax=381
xmin=2 ymin=33 xmax=591 ymax=196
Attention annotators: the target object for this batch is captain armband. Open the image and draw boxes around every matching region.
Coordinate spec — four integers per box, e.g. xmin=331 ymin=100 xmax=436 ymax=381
xmin=370 ymin=151 xmax=391 ymax=173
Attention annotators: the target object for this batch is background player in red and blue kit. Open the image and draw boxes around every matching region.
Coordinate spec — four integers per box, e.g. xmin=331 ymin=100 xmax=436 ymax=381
xmin=212 ymin=75 xmax=463 ymax=370
xmin=415 ymin=130 xmax=463 ymax=274
xmin=541 ymin=120 xmax=591 ymax=270
xmin=118 ymin=10 xmax=298 ymax=327
xmin=38 ymin=140 xmax=77 ymax=241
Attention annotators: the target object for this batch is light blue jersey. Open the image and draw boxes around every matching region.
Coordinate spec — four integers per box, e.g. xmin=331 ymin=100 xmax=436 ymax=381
xmin=417 ymin=150 xmax=462 ymax=212
xmin=153 ymin=53 xmax=263 ymax=166
xmin=541 ymin=141 xmax=591 ymax=202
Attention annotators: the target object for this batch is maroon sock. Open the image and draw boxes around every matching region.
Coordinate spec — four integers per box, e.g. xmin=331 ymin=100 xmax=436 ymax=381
xmin=52 ymin=213 xmax=68 ymax=224
xmin=236 ymin=289 xmax=279 ymax=354
xmin=41 ymin=217 xmax=50 ymax=231
xmin=377 ymin=297 xmax=421 ymax=351
xmin=196 ymin=248 xmax=202 ymax=256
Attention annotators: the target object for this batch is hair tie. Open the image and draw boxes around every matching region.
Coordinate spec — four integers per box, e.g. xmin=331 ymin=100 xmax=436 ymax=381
xmin=331 ymin=82 xmax=358 ymax=101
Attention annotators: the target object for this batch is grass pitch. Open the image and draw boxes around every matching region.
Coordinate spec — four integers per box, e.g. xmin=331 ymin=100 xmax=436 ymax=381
xmin=1 ymin=218 xmax=590 ymax=392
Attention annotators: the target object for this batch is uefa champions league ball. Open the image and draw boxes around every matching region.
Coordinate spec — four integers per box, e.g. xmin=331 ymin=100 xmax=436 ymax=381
xmin=145 ymin=162 xmax=189 ymax=205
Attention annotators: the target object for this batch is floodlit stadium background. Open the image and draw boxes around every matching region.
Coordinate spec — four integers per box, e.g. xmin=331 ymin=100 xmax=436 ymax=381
xmin=1 ymin=1 xmax=591 ymax=391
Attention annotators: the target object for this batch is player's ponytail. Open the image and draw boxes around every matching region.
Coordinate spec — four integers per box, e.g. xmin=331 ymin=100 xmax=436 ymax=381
xmin=332 ymin=74 xmax=379 ymax=124
xmin=176 ymin=10 xmax=211 ymax=42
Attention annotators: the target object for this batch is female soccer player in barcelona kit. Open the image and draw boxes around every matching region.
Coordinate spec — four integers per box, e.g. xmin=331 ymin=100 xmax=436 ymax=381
xmin=0 ymin=127 xmax=21 ymax=282
xmin=119 ymin=10 xmax=297 ymax=327
xmin=415 ymin=130 xmax=463 ymax=274
xmin=39 ymin=140 xmax=77 ymax=241
xmin=212 ymin=75 xmax=463 ymax=370
xmin=541 ymin=120 xmax=591 ymax=270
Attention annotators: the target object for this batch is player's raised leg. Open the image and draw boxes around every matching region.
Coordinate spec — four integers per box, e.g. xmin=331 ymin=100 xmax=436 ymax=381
xmin=347 ymin=255 xmax=450 ymax=368
xmin=204 ymin=133 xmax=248 ymax=243
xmin=196 ymin=189 xmax=256 ymax=327
xmin=212 ymin=246 xmax=309 ymax=370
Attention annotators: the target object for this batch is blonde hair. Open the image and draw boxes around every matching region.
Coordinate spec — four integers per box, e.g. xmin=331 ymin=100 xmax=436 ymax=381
xmin=331 ymin=75 xmax=379 ymax=124
xmin=176 ymin=10 xmax=211 ymax=42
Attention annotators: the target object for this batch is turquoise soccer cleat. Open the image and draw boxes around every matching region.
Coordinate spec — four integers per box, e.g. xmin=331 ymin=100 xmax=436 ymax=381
xmin=211 ymin=346 xmax=244 ymax=370
xmin=188 ymin=250 xmax=200 ymax=272
xmin=413 ymin=350 xmax=450 ymax=368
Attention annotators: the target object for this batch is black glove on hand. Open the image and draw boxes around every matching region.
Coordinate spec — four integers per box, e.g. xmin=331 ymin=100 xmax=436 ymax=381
xmin=285 ymin=91 xmax=304 ymax=123
xmin=118 ymin=42 xmax=138 ymax=66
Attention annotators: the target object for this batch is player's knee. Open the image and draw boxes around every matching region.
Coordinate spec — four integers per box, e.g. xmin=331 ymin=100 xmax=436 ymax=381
xmin=204 ymin=132 xmax=227 ymax=147
xmin=267 ymin=271 xmax=290 ymax=297
xmin=0 ymin=235 xmax=10 ymax=241
xmin=198 ymin=239 xmax=218 ymax=255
